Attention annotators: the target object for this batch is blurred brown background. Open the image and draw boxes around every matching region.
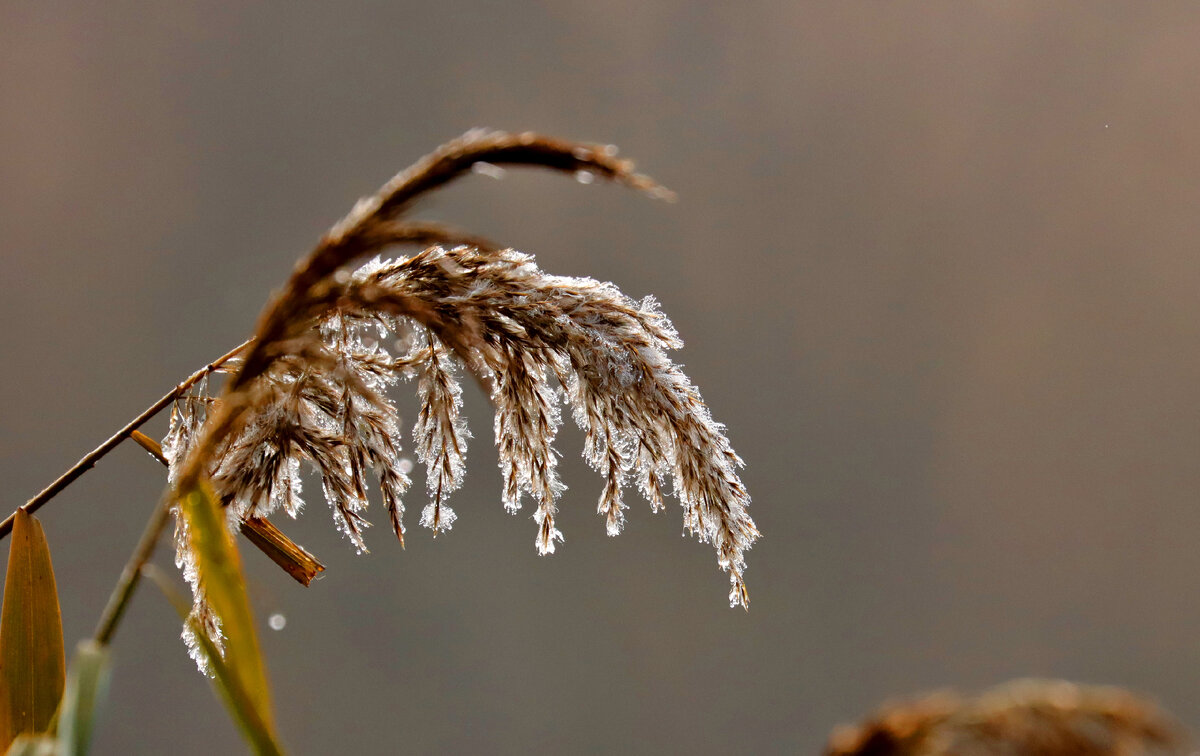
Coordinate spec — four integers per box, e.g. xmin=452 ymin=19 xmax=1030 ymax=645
xmin=4 ymin=2 xmax=1200 ymax=753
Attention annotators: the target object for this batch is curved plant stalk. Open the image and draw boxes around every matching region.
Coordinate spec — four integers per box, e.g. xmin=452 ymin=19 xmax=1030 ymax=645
xmin=180 ymin=131 xmax=672 ymax=488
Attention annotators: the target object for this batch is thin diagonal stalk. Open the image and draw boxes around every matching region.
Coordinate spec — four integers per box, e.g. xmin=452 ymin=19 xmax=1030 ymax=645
xmin=93 ymin=496 xmax=173 ymax=645
xmin=0 ymin=339 xmax=252 ymax=540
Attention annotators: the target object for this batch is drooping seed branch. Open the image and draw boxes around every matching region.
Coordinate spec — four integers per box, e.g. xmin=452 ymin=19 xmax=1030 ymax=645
xmin=177 ymin=131 xmax=670 ymax=497
xmin=1 ymin=218 xmax=507 ymax=541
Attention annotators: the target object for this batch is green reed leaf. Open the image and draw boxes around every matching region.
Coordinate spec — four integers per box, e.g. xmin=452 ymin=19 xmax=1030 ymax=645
xmin=57 ymin=641 xmax=111 ymax=756
xmin=155 ymin=479 xmax=286 ymax=756
xmin=181 ymin=482 xmax=274 ymax=724
xmin=142 ymin=566 xmax=283 ymax=756
xmin=3 ymin=734 xmax=56 ymax=756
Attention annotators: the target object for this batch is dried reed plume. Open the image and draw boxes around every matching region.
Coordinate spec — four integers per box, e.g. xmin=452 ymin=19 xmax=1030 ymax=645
xmin=162 ymin=130 xmax=759 ymax=666
xmin=824 ymin=679 xmax=1187 ymax=756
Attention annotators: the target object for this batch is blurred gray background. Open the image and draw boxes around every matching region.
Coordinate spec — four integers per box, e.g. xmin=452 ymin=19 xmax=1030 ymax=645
xmin=4 ymin=2 xmax=1200 ymax=753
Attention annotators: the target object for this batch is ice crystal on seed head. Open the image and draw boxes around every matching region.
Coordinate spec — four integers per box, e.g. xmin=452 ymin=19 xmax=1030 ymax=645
xmin=411 ymin=332 xmax=470 ymax=535
xmin=166 ymin=243 xmax=758 ymax=638
xmin=419 ymin=501 xmax=457 ymax=533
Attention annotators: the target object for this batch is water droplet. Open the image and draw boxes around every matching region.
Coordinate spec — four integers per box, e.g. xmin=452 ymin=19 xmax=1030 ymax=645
xmin=574 ymin=170 xmax=595 ymax=185
xmin=268 ymin=613 xmax=286 ymax=631
xmin=471 ymin=161 xmax=506 ymax=180
xmin=398 ymin=457 xmax=414 ymax=475
xmin=648 ymin=185 xmax=676 ymax=202
xmin=601 ymin=144 xmax=619 ymax=157
xmin=572 ymin=147 xmax=592 ymax=160
xmin=333 ymin=269 xmax=350 ymax=284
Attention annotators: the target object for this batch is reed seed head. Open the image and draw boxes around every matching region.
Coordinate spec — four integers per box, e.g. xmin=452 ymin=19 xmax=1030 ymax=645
xmin=825 ymin=679 xmax=1187 ymax=756
xmin=161 ymin=131 xmax=758 ymax=668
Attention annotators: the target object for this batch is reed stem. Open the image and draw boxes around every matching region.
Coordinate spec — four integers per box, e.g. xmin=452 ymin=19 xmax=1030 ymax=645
xmin=0 ymin=339 xmax=252 ymax=540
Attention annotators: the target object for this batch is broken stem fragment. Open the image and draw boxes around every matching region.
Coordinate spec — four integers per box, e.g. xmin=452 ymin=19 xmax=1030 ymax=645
xmin=130 ymin=430 xmax=325 ymax=586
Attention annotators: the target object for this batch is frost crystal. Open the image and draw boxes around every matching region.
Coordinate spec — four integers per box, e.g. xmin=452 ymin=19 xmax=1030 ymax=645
xmin=166 ymin=241 xmax=758 ymax=657
xmin=412 ymin=333 xmax=470 ymax=535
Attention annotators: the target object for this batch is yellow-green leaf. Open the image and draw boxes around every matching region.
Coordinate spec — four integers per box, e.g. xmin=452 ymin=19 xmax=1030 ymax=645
xmin=179 ymin=483 xmax=281 ymax=752
xmin=3 ymin=734 xmax=56 ymax=756
xmin=0 ymin=510 xmax=65 ymax=749
xmin=58 ymin=641 xmax=111 ymax=756
xmin=143 ymin=567 xmax=284 ymax=756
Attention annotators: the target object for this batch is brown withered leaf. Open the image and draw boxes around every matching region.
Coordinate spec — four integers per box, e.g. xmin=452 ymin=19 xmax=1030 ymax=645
xmin=0 ymin=509 xmax=65 ymax=749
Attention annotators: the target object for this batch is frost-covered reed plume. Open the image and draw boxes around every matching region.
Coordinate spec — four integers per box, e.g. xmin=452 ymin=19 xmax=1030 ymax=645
xmin=163 ymin=130 xmax=759 ymax=663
